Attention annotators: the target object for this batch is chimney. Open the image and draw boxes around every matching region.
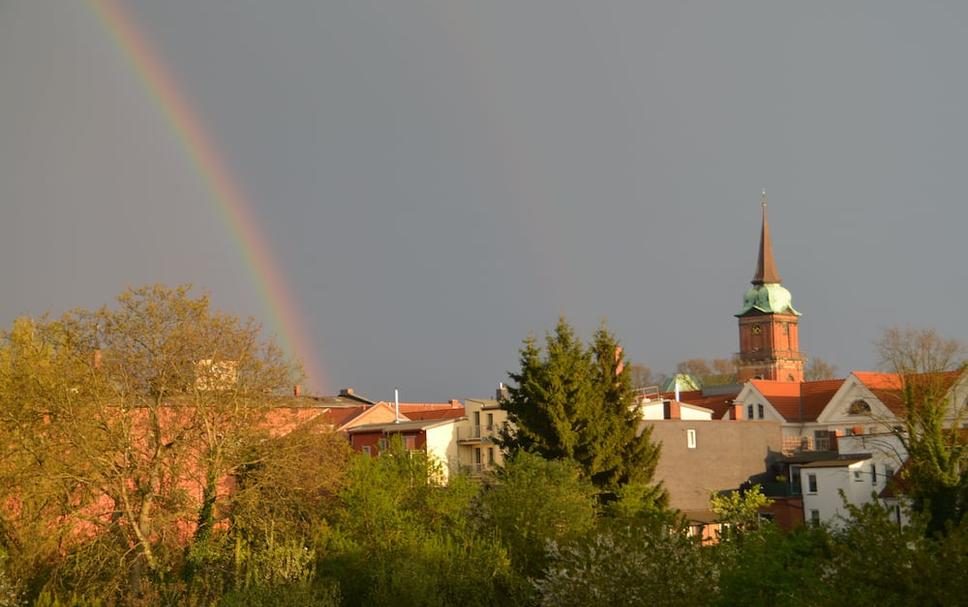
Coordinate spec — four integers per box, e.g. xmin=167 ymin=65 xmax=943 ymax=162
xmin=496 ymin=382 xmax=508 ymax=401
xmin=293 ymin=384 xmax=302 ymax=397
xmin=730 ymin=403 xmax=744 ymax=420
xmin=449 ymin=399 xmax=461 ymax=408
xmin=663 ymin=400 xmax=681 ymax=420
xmin=92 ymin=348 xmax=103 ymax=370
xmin=339 ymin=387 xmax=355 ymax=397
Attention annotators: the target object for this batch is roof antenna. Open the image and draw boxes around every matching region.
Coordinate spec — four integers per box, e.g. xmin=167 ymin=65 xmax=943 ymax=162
xmin=394 ymin=388 xmax=400 ymax=423
xmin=761 ymin=188 xmax=768 ymax=208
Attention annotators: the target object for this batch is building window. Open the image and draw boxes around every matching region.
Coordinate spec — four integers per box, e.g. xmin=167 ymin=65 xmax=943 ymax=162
xmin=757 ymin=404 xmax=764 ymax=419
xmin=378 ymin=438 xmax=388 ymax=451
xmin=810 ymin=509 xmax=820 ymax=525
xmin=791 ymin=466 xmax=802 ymax=495
xmin=853 ymin=470 xmax=863 ymax=482
xmin=488 ymin=447 xmax=495 ymax=465
xmin=404 ymin=435 xmax=416 ymax=450
xmin=871 ymin=464 xmax=877 ymax=485
xmin=807 ymin=473 xmax=818 ymax=494
xmin=885 ymin=465 xmax=895 ymax=483
xmin=486 ymin=413 xmax=494 ymax=430
xmin=687 ymin=429 xmax=697 ymax=449
xmin=474 ymin=448 xmax=482 ymax=465
xmin=748 ymin=405 xmax=754 ymax=419
xmin=362 ymin=445 xmax=372 ymax=456
xmin=848 ymin=400 xmax=872 ymax=415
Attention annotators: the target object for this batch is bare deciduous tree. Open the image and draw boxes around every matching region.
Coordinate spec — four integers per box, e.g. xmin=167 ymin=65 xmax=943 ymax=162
xmin=804 ymin=357 xmax=839 ymax=381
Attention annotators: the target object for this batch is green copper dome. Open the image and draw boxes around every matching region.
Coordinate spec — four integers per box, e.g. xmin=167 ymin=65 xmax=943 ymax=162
xmin=737 ymin=283 xmax=800 ymax=317
xmin=661 ymin=373 xmax=702 ymax=393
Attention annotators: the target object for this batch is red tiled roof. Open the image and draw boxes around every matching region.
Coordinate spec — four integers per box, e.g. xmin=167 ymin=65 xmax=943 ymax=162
xmin=854 ymin=370 xmax=962 ymax=415
xmin=800 ymin=379 xmax=846 ymax=421
xmin=852 ymin=372 xmax=902 ymax=391
xmin=388 ymin=400 xmax=463 ymax=413
xmin=318 ymin=406 xmax=369 ymax=428
xmin=404 ymin=408 xmax=466 ymax=421
xmin=748 ymin=379 xmax=845 ymax=423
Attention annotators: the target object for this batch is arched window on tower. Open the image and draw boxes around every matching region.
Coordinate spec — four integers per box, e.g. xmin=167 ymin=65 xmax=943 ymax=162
xmin=848 ymin=400 xmax=872 ymax=415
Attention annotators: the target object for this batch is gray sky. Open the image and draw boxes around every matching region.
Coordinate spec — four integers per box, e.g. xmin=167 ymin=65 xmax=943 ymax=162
xmin=2 ymin=1 xmax=967 ymax=401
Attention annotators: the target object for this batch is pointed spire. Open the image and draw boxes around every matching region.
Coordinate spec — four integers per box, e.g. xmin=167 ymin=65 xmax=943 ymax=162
xmin=752 ymin=190 xmax=782 ymax=285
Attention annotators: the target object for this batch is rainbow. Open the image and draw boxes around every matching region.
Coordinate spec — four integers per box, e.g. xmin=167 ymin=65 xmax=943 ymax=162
xmin=88 ymin=0 xmax=327 ymax=392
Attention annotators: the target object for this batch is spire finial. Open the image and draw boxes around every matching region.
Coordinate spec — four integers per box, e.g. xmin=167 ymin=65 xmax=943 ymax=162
xmin=752 ymin=191 xmax=782 ymax=285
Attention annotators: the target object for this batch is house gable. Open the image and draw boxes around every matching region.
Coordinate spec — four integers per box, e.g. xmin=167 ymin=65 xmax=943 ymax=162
xmin=815 ymin=374 xmax=900 ymax=431
xmin=736 ymin=382 xmax=795 ymax=422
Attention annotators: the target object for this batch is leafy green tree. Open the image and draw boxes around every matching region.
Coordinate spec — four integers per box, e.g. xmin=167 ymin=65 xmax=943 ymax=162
xmin=479 ymin=452 xmax=597 ymax=579
xmin=325 ymin=439 xmax=520 ymax=607
xmin=877 ymin=326 xmax=968 ymax=535
xmin=710 ymin=484 xmax=773 ymax=536
xmin=533 ymin=518 xmax=715 ymax=607
xmin=0 ymin=285 xmax=298 ymax=603
xmin=500 ymin=318 xmax=665 ymax=498
xmin=818 ymin=500 xmax=968 ymax=607
xmin=714 ymin=523 xmax=830 ymax=607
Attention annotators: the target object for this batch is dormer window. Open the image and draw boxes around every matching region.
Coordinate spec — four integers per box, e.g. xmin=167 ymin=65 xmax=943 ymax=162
xmin=848 ymin=399 xmax=871 ymax=415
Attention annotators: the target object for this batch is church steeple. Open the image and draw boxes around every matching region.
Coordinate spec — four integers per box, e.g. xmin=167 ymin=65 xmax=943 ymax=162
xmin=752 ymin=191 xmax=782 ymax=285
xmin=736 ymin=192 xmax=804 ymax=383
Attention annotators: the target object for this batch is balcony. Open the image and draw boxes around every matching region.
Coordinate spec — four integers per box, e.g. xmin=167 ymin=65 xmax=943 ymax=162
xmin=458 ymin=424 xmax=499 ymax=444
xmin=760 ymin=481 xmax=801 ymax=498
xmin=781 ymin=434 xmax=836 ymax=456
xmin=460 ymin=462 xmax=495 ymax=476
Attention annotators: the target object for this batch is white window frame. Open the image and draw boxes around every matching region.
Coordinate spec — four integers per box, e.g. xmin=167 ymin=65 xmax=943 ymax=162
xmin=807 ymin=473 xmax=818 ymax=494
xmin=687 ymin=428 xmax=697 ymax=449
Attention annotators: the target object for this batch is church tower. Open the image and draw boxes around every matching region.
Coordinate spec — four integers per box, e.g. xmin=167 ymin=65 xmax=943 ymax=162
xmin=736 ymin=192 xmax=804 ymax=382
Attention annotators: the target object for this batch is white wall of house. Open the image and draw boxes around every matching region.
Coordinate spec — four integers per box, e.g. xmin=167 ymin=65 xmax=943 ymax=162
xmin=947 ymin=373 xmax=968 ymax=427
xmin=425 ymin=422 xmax=461 ymax=482
xmin=817 ymin=376 xmax=900 ymax=435
xmin=731 ymin=384 xmax=791 ymax=423
xmin=456 ymin=400 xmax=507 ymax=473
xmin=801 ymin=460 xmax=876 ymax=529
xmin=640 ymin=401 xmax=713 ymax=421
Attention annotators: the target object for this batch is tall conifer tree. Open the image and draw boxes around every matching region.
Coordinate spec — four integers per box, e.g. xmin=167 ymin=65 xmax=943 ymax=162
xmin=500 ymin=318 xmax=664 ymax=500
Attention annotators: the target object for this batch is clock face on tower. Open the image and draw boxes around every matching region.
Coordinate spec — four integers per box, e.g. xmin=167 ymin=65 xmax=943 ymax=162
xmin=751 ymin=325 xmax=762 ymax=335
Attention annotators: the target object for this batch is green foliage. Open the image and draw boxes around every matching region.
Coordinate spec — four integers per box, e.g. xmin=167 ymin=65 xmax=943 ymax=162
xmin=478 ymin=452 xmax=597 ymax=579
xmin=323 ymin=439 xmax=521 ymax=607
xmin=500 ymin=318 xmax=665 ymax=498
xmin=710 ymin=484 xmax=773 ymax=536
xmin=217 ymin=580 xmax=340 ymax=607
xmin=877 ymin=326 xmax=968 ymax=535
xmin=714 ymin=523 xmax=830 ymax=607
xmin=534 ymin=519 xmax=715 ymax=607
